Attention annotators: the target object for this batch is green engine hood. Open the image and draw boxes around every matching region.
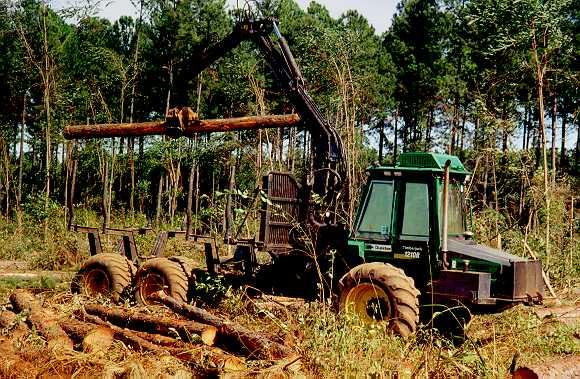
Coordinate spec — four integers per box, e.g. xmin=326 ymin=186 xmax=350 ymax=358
xmin=447 ymin=239 xmax=529 ymax=267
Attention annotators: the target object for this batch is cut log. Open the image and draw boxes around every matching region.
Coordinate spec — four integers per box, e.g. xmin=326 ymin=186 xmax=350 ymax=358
xmin=58 ymin=318 xmax=96 ymax=342
xmin=131 ymin=330 xmax=188 ymax=348
xmin=83 ymin=326 xmax=115 ymax=354
xmin=83 ymin=303 xmax=217 ymax=346
xmin=130 ymin=331 xmax=245 ymax=371
xmin=9 ymin=290 xmax=73 ymax=350
xmin=0 ymin=309 xmax=30 ymax=338
xmin=76 ymin=310 xmax=230 ymax=374
xmin=64 ymin=114 xmax=301 ymax=139
xmin=76 ymin=310 xmax=173 ymax=352
xmin=59 ymin=318 xmax=115 ymax=353
xmin=151 ymin=291 xmax=294 ymax=360
xmin=60 ymin=317 xmax=175 ymax=352
xmin=512 ymin=356 xmax=580 ymax=378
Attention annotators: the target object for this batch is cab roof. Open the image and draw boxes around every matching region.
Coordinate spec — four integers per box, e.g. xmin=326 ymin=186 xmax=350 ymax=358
xmin=368 ymin=152 xmax=470 ymax=175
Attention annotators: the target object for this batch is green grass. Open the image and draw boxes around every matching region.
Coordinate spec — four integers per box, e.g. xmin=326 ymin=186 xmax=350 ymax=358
xmin=211 ymin=289 xmax=579 ymax=377
xmin=0 ymin=275 xmax=68 ymax=302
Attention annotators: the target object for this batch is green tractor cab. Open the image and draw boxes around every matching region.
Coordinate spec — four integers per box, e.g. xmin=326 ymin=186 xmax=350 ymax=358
xmin=339 ymin=152 xmax=543 ymax=334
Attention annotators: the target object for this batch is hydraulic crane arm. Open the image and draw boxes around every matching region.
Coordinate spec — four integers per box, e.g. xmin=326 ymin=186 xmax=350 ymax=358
xmin=190 ymin=19 xmax=346 ymax=198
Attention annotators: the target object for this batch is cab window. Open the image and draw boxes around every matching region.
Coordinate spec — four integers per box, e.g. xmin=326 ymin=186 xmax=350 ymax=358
xmin=401 ymin=182 xmax=430 ymax=238
xmin=356 ymin=181 xmax=394 ymax=239
xmin=439 ymin=183 xmax=466 ymax=235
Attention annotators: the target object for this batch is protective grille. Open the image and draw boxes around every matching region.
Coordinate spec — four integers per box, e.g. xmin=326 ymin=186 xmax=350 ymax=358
xmin=258 ymin=172 xmax=301 ymax=252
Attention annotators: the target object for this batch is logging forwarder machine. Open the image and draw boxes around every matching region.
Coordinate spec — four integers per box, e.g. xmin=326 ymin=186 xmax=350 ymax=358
xmin=66 ymin=18 xmax=544 ymax=337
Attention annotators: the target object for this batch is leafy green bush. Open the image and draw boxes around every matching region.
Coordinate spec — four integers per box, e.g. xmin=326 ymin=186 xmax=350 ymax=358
xmin=24 ymin=194 xmax=61 ymax=222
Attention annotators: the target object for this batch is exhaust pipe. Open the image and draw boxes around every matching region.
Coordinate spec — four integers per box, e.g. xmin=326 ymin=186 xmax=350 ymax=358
xmin=441 ymin=159 xmax=451 ymax=269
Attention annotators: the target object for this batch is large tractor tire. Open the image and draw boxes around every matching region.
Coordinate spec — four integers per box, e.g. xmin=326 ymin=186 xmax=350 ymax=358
xmin=168 ymin=255 xmax=197 ymax=299
xmin=338 ymin=262 xmax=420 ymax=337
xmin=71 ymin=253 xmax=135 ymax=303
xmin=135 ymin=257 xmax=191 ymax=306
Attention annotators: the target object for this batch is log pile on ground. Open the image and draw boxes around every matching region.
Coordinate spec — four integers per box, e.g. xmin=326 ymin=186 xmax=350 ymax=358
xmin=0 ymin=289 xmax=300 ymax=376
xmin=512 ymin=356 xmax=580 ymax=378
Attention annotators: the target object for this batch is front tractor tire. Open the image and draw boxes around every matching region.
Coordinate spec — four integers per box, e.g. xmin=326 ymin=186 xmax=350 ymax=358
xmin=338 ymin=262 xmax=420 ymax=337
xmin=71 ymin=253 xmax=135 ymax=303
xmin=135 ymin=257 xmax=193 ymax=306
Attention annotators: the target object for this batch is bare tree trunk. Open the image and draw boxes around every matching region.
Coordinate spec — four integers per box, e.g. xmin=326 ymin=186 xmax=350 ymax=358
xmin=518 ymin=170 xmax=526 ymax=217
xmin=378 ymin=119 xmax=384 ymax=163
xmin=66 ymin=143 xmax=77 ymax=230
xmin=41 ymin=5 xmax=52 ymax=237
xmin=574 ymin=119 xmax=580 ymax=170
xmin=526 ymin=104 xmax=532 ymax=149
xmin=288 ymin=126 xmax=296 ymax=171
xmin=224 ymin=163 xmax=236 ymax=241
xmin=522 ymin=106 xmax=528 ymax=150
xmin=474 ymin=117 xmax=480 ymax=150
xmin=492 ymin=157 xmax=501 ymax=249
xmin=551 ymin=95 xmax=557 ymax=182
xmin=101 ymin=158 xmax=109 ymax=230
xmin=531 ymin=40 xmax=550 ymax=268
xmin=459 ymin=111 xmax=466 ymax=159
xmin=155 ymin=175 xmax=163 ymax=225
xmin=560 ymin=111 xmax=567 ymax=168
xmin=482 ymin=154 xmax=488 ymax=206
xmin=393 ymin=108 xmax=399 ymax=163
xmin=129 ymin=138 xmax=135 ymax=216
xmin=18 ymin=93 xmax=26 ymax=208
xmin=186 ymin=75 xmax=203 ymax=238
xmin=186 ymin=157 xmax=195 ymax=238
xmin=194 ymin=155 xmax=200 ymax=234
xmin=64 ymin=142 xmax=69 ymax=225
xmin=165 ymin=61 xmax=173 ymax=116
xmin=107 ymin=139 xmax=116 ymax=227
xmin=0 ymin=138 xmax=10 ymax=219
xmin=449 ymin=106 xmax=457 ymax=155
xmin=128 ymin=0 xmax=143 ymax=217
xmin=502 ymin=125 xmax=508 ymax=155
xmin=257 ymin=129 xmax=262 ymax=181
xmin=277 ymin=127 xmax=283 ymax=168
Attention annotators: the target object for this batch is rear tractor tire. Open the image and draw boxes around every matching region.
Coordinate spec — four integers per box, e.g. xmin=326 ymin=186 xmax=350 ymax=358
xmin=135 ymin=257 xmax=195 ymax=306
xmin=338 ymin=262 xmax=420 ymax=337
xmin=71 ymin=253 xmax=136 ymax=303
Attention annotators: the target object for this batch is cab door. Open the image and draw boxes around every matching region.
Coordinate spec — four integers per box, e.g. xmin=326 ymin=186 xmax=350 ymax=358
xmin=393 ymin=180 xmax=432 ymax=262
xmin=352 ymin=180 xmax=395 ymax=260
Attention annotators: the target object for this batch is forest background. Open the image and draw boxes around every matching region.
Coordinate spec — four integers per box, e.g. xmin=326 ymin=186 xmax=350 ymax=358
xmin=0 ymin=0 xmax=578 ymax=289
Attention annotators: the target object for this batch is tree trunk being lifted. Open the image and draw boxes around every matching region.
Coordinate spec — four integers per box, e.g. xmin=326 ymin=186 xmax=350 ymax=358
xmin=9 ymin=289 xmax=73 ymax=350
xmin=151 ymin=291 xmax=294 ymax=360
xmin=64 ymin=114 xmax=301 ymax=139
xmin=83 ymin=303 xmax=217 ymax=345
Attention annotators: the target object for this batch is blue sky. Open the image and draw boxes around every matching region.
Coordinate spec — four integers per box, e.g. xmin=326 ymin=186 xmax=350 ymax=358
xmin=51 ymin=0 xmax=398 ymax=34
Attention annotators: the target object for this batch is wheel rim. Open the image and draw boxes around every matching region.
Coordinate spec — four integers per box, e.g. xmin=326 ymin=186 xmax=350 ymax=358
xmin=138 ymin=272 xmax=167 ymax=305
xmin=345 ymin=282 xmax=392 ymax=323
xmin=82 ymin=268 xmax=111 ymax=296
